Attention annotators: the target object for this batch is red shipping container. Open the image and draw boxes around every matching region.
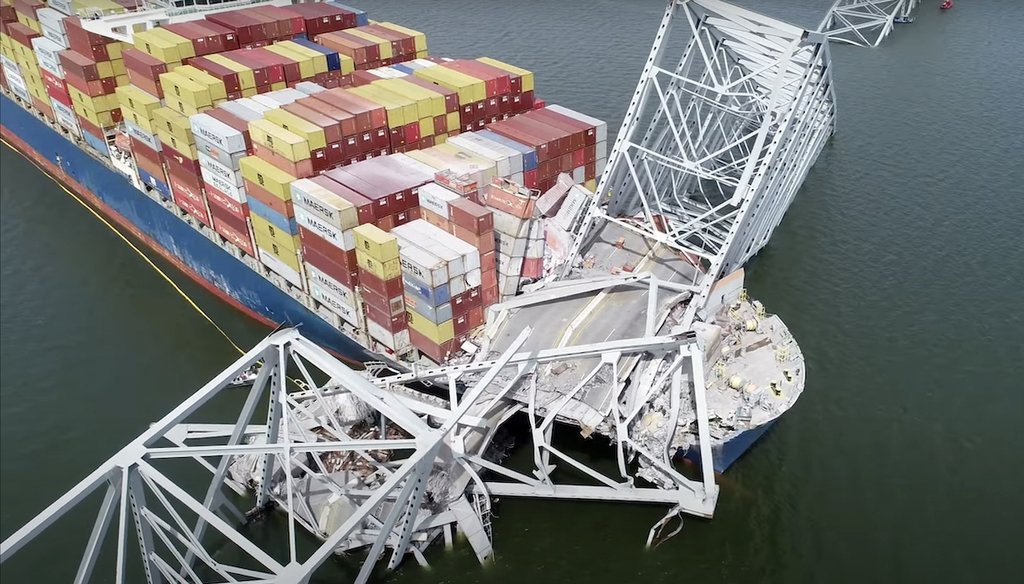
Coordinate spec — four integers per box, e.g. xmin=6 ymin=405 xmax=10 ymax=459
xmin=480 ymin=250 xmax=497 ymax=274
xmin=358 ymin=267 xmax=404 ymax=298
xmin=76 ymin=114 xmax=105 ymax=139
xmin=585 ymin=161 xmax=597 ymax=181
xmin=481 ymin=283 xmax=499 ymax=307
xmin=31 ymin=96 xmax=54 ymax=122
xmin=359 ymin=287 xmax=405 ymax=319
xmin=300 ymin=96 xmax=357 ymax=137
xmin=453 ymin=312 xmax=472 ymax=336
xmin=313 ymin=88 xmax=386 ymax=131
xmin=205 ymin=11 xmax=260 ymax=45
xmin=168 ymin=165 xmax=206 ymax=202
xmin=284 ymin=101 xmax=343 ymax=144
xmin=252 ymin=142 xmax=315 ymax=178
xmin=530 ymin=108 xmax=587 ymax=150
xmin=205 ymin=185 xmax=249 ymax=222
xmin=448 ymin=198 xmax=494 ymax=235
xmin=190 ymin=56 xmax=242 ymax=93
xmin=63 ymin=17 xmax=109 ymax=51
xmin=316 ymin=30 xmax=377 ymax=66
xmin=162 ymin=145 xmax=202 ymax=177
xmin=250 ymin=47 xmax=299 ymax=82
xmin=207 ymin=193 xmax=249 ymax=232
xmin=172 ymin=188 xmax=211 ymax=226
xmin=212 ymin=210 xmax=257 ymax=257
xmin=6 ymin=21 xmax=39 ymax=48
xmin=408 ymin=327 xmax=455 ymax=364
xmin=311 ymin=175 xmax=377 ymax=223
xmin=244 ymin=178 xmax=295 ymax=218
xmin=400 ymin=75 xmax=459 ymax=114
xmin=190 ymin=20 xmax=241 ymax=53
xmin=129 ymin=135 xmax=162 ymax=166
xmin=365 ymin=302 xmax=407 ymax=334
xmin=251 ymin=4 xmax=305 ymax=37
xmin=283 ymin=2 xmax=355 ymax=35
xmin=325 ymin=167 xmax=394 ymax=216
xmin=13 ymin=0 xmax=44 ymax=19
xmin=452 ymin=225 xmax=496 ymax=254
xmin=363 ymin=24 xmax=415 ymax=58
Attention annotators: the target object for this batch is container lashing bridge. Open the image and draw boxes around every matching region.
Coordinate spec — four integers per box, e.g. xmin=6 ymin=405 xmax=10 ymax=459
xmin=0 ymin=0 xmax=890 ymax=582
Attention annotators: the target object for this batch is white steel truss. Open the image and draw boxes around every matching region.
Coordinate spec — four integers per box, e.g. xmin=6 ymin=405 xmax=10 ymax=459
xmin=820 ymin=0 xmax=921 ymax=47
xmin=1 ymin=327 xmax=717 ymax=582
xmin=562 ymin=0 xmax=837 ymax=327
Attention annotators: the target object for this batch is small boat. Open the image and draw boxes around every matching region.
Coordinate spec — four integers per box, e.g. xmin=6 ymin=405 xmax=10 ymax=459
xmin=940 ymin=0 xmax=953 ymax=9
xmin=228 ymin=363 xmax=262 ymax=386
xmin=894 ymin=16 xmax=914 ymax=24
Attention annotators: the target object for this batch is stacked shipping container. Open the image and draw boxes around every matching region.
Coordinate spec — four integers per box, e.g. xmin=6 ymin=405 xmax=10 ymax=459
xmin=1 ymin=0 xmax=611 ymax=365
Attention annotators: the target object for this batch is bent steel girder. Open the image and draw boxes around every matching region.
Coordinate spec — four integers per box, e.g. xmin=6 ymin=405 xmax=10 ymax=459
xmin=563 ymin=0 xmax=837 ymax=327
xmin=821 ymin=0 xmax=921 ymax=47
xmin=1 ymin=325 xmax=719 ymax=583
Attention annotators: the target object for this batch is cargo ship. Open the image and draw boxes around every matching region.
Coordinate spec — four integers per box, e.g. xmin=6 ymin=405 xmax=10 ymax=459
xmin=0 ymin=0 xmax=810 ymax=474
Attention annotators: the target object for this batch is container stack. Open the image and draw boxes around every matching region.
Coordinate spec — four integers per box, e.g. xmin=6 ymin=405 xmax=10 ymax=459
xmin=483 ymin=178 xmax=541 ymax=299
xmin=31 ymin=14 xmax=82 ymax=137
xmin=411 ymin=57 xmax=534 ymax=134
xmin=313 ymin=21 xmax=426 ymax=72
xmin=486 ymin=105 xmax=607 ymax=192
xmin=325 ymin=154 xmax=432 ymax=231
xmin=352 ymin=223 xmax=410 ymax=355
xmin=155 ymin=106 xmax=213 ymax=225
xmin=2 ymin=18 xmax=43 ymax=115
xmin=390 ymin=220 xmax=486 ymax=363
xmin=290 ymin=176 xmax=361 ymax=328
xmin=345 ymin=76 xmax=459 ymax=152
xmin=60 ymin=16 xmax=129 ymax=153
xmin=191 ymin=107 xmax=257 ymax=257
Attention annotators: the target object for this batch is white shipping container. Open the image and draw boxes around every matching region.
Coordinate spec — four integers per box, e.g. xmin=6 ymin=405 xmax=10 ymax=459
xmin=201 ymin=165 xmax=246 ymax=202
xmin=595 ymin=140 xmax=608 ymax=163
xmin=194 ymin=134 xmax=247 ymax=169
xmin=221 ymin=100 xmax=268 ymax=121
xmin=190 ymin=113 xmax=247 ymax=154
xmin=47 ymin=0 xmax=74 ymax=16
xmin=447 ymin=134 xmax=513 ymax=178
xmin=553 ymin=185 xmax=589 ymax=233
xmin=497 ymin=252 xmax=524 ymax=278
xmin=411 ymin=221 xmax=481 ymax=272
xmin=525 ymin=236 xmax=546 ymax=259
xmin=468 ymin=131 xmax=524 ymax=175
xmin=274 ymin=88 xmax=308 ymax=103
xmin=31 ymin=37 xmax=63 ymax=78
xmin=125 ymin=120 xmax=160 ymax=151
xmin=489 ymin=205 xmax=530 ymax=238
xmin=448 ymin=275 xmax=467 ymax=296
xmin=295 ymin=81 xmax=326 ymax=94
xmin=494 ymin=231 xmax=527 ymax=259
xmin=596 ymin=156 xmax=607 ymax=177
xmin=464 ymin=267 xmax=482 ymax=288
xmin=546 ymin=104 xmax=609 ymax=144
xmin=388 ymin=153 xmax=441 ymax=179
xmin=497 ymin=272 xmax=520 ymax=297
xmin=398 ymin=246 xmax=449 ymax=288
xmin=41 ymin=27 xmax=69 ymax=49
xmin=305 ymin=262 xmax=356 ymax=307
xmin=416 ymin=182 xmax=458 ymax=219
xmin=258 ymin=246 xmax=304 ymax=289
xmin=294 ymin=206 xmax=355 ymax=252
xmin=368 ymin=321 xmax=411 ymax=353
xmin=572 ymin=167 xmax=585 ymax=184
xmin=290 ymin=180 xmax=358 ymax=230
xmin=52 ymin=99 xmax=80 ymax=136
xmin=199 ymin=154 xmax=244 ymax=188
xmin=309 ymin=281 xmax=360 ymax=326
xmin=37 ymin=8 xmax=67 ymax=31
xmin=420 ymin=239 xmax=465 ymax=278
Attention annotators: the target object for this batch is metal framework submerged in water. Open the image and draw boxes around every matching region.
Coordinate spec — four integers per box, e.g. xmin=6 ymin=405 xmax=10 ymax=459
xmin=0 ymin=0 xmax=914 ymax=581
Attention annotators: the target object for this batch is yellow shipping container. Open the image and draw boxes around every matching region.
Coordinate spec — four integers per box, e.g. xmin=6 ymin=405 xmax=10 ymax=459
xmin=248 ymin=119 xmax=311 ymax=162
xmin=241 ymin=86 xmax=258 ymax=98
xmin=256 ymin=241 xmax=303 ymax=274
xmin=115 ymin=84 xmax=161 ymax=119
xmin=115 ymin=73 xmax=129 ymax=87
xmin=415 ymin=50 xmax=428 ymax=59
xmin=75 ymin=103 xmax=115 ymax=128
xmin=157 ymin=130 xmax=200 ymax=160
xmin=250 ymin=214 xmax=302 ymax=255
xmin=239 ymin=156 xmax=295 ymax=201
xmin=276 ymin=41 xmax=328 ymax=75
xmin=206 ymin=54 xmax=255 ymax=89
xmin=151 ymin=28 xmax=195 ymax=60
xmin=263 ymin=44 xmax=314 ymax=80
xmin=152 ymin=107 xmax=194 ymax=145
xmin=123 ymin=108 xmax=156 ymax=134
xmin=446 ymin=111 xmax=460 ymax=132
xmin=159 ymin=71 xmax=212 ymax=109
xmin=347 ymin=84 xmax=409 ymax=129
xmin=375 ymin=22 xmax=428 ymax=53
xmin=133 ymin=29 xmax=181 ymax=64
xmin=413 ymin=67 xmax=484 ymax=105
xmin=353 ymin=224 xmax=399 ymax=262
xmin=345 ymin=28 xmax=392 ymax=60
xmin=106 ymin=42 xmax=125 ymax=61
xmin=263 ymin=109 xmax=326 ymax=151
xmin=68 ymin=86 xmax=118 ymax=113
xmin=355 ymin=249 xmax=401 ymax=281
xmin=174 ymin=65 xmax=227 ymax=101
xmin=373 ymin=79 xmax=433 ymax=121
xmin=476 ymin=57 xmax=535 ymax=92
xmin=166 ymin=96 xmax=202 ymax=117
xmin=387 ymin=78 xmax=446 ymax=118
xmin=270 ymin=81 xmax=287 ymax=91
xmin=338 ymin=53 xmax=355 ymax=75
xmin=406 ymin=310 xmax=455 ymax=344
xmin=95 ymin=60 xmax=115 ymax=79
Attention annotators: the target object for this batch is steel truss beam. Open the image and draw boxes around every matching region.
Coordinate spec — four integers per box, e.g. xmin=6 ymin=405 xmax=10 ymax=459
xmin=562 ymin=0 xmax=837 ymax=327
xmin=1 ymin=326 xmax=718 ymax=582
xmin=820 ymin=0 xmax=920 ymax=47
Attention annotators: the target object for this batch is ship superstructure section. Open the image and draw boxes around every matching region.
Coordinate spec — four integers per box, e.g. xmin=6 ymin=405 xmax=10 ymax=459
xmin=566 ymin=0 xmax=837 ymax=321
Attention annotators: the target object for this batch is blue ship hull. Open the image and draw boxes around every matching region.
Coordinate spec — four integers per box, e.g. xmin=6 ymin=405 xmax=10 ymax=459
xmin=1 ymin=92 xmax=370 ymax=363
